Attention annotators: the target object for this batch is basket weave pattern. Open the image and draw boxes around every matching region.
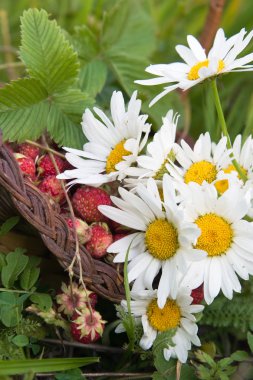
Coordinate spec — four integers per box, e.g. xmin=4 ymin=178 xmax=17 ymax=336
xmin=0 ymin=133 xmax=124 ymax=302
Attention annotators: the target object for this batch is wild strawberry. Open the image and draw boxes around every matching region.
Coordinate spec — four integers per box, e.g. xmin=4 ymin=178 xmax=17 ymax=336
xmin=85 ymin=223 xmax=113 ymax=259
xmin=72 ymin=186 xmax=112 ymax=223
xmin=191 ymin=285 xmax=204 ymax=304
xmin=14 ymin=153 xmax=36 ymax=181
xmin=37 ymin=154 xmax=66 ymax=178
xmin=56 ymin=282 xmax=97 ymax=316
xmin=38 ymin=175 xmax=65 ymax=204
xmin=17 ymin=143 xmax=40 ymax=161
xmin=66 ymin=217 xmax=92 ymax=244
xmin=71 ymin=308 xmax=105 ymax=344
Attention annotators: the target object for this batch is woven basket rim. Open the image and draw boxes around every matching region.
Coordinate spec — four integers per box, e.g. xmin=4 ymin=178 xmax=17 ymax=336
xmin=0 ymin=132 xmax=125 ymax=302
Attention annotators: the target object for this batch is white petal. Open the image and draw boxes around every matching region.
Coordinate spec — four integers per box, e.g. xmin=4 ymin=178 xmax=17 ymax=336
xmin=98 ymin=206 xmax=146 ymax=231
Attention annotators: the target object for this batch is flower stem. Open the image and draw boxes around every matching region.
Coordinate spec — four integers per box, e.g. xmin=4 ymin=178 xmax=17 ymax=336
xmin=211 ymin=79 xmax=247 ymax=182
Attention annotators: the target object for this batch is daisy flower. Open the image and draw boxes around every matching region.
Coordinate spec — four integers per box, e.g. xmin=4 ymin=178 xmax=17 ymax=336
xmin=222 ymin=134 xmax=253 ymax=179
xmin=180 ymin=182 xmax=253 ymax=304
xmin=99 ymin=175 xmax=204 ymax=308
xmin=117 ymin=288 xmax=203 ymax=363
xmin=136 ymin=28 xmax=253 ymax=106
xmin=214 ymin=134 xmax=253 ymax=194
xmin=126 ymin=110 xmax=178 ymax=184
xmin=167 ymin=132 xmax=231 ymax=189
xmin=57 ymin=91 xmax=151 ymax=187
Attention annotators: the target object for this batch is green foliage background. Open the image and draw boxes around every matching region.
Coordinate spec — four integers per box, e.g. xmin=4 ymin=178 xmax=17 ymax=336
xmin=0 ymin=0 xmax=251 ymax=149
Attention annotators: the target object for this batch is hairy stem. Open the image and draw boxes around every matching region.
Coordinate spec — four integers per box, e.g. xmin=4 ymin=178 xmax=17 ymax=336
xmin=26 ymin=140 xmax=65 ymax=159
xmin=41 ymin=136 xmax=93 ymax=317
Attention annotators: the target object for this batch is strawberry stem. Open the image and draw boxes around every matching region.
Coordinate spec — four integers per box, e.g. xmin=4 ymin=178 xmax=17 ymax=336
xmin=41 ymin=136 xmax=94 ymax=319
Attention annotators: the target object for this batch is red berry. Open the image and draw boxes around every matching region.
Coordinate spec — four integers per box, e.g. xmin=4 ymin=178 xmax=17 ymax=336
xmin=37 ymin=154 xmax=66 ymax=178
xmin=191 ymin=285 xmax=204 ymax=304
xmin=17 ymin=143 xmax=40 ymax=161
xmin=72 ymin=186 xmax=112 ymax=223
xmin=38 ymin=175 xmax=65 ymax=204
xmin=66 ymin=217 xmax=92 ymax=244
xmin=71 ymin=309 xmax=105 ymax=344
xmin=14 ymin=153 xmax=36 ymax=181
xmin=85 ymin=223 xmax=113 ymax=259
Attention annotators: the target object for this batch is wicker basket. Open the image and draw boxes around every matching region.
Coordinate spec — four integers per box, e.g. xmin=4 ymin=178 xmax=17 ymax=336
xmin=0 ymin=132 xmax=125 ymax=302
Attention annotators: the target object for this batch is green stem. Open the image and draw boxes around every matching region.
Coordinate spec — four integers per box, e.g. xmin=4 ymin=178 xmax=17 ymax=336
xmin=211 ymin=79 xmax=247 ymax=183
xmin=123 ymin=240 xmax=135 ymax=352
xmin=0 ymin=288 xmax=31 ymax=294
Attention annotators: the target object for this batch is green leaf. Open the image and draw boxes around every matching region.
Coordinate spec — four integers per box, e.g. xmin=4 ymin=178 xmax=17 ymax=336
xmin=70 ymin=25 xmax=99 ymax=63
xmin=242 ymin=94 xmax=253 ymax=142
xmin=12 ymin=335 xmax=29 ymax=348
xmin=152 ymin=372 xmax=165 ymax=380
xmin=153 ymin=330 xmax=176 ymax=353
xmin=218 ymin=357 xmax=233 ymax=368
xmin=29 ymin=293 xmax=52 ymax=311
xmin=0 ymin=293 xmax=22 ymax=327
xmin=0 ymin=357 xmax=99 ymax=375
xmin=194 ymin=350 xmax=216 ymax=366
xmin=47 ymin=89 xmax=93 ymax=148
xmin=0 ymin=306 xmax=19 ymax=328
xmin=230 ymin=350 xmax=249 ymax=362
xmin=153 ymin=362 xmax=196 ymax=380
xmin=247 ymin=331 xmax=253 ymax=353
xmin=0 ymin=78 xmax=49 ymax=142
xmin=0 ymin=292 xmax=16 ymax=306
xmin=102 ymin=0 xmax=155 ymax=58
xmin=154 ymin=354 xmax=175 ymax=376
xmin=108 ymin=54 xmax=148 ymax=95
xmin=101 ymin=0 xmax=155 ymax=96
xmin=20 ymin=257 xmax=40 ymax=291
xmin=0 ymin=254 xmax=6 ymax=272
xmin=152 ymin=331 xmax=176 ymax=374
xmin=20 ymin=8 xmax=79 ymax=93
xmin=55 ymin=368 xmax=84 ymax=380
xmin=79 ymin=60 xmax=107 ymax=97
xmin=1 ymin=248 xmax=28 ymax=288
xmin=0 ymin=217 xmax=20 ymax=237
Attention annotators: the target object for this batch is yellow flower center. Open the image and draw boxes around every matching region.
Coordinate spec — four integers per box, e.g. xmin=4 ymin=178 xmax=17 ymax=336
xmin=187 ymin=59 xmax=225 ymax=81
xmin=215 ymin=179 xmax=229 ymax=194
xmin=215 ymin=165 xmax=247 ymax=194
xmin=145 ymin=219 xmax=179 ymax=260
xmin=106 ymin=140 xmax=131 ymax=174
xmin=184 ymin=161 xmax=217 ymax=185
xmin=195 ymin=213 xmax=233 ymax=256
xmin=147 ymin=299 xmax=181 ymax=332
xmin=223 ymin=164 xmax=247 ymax=178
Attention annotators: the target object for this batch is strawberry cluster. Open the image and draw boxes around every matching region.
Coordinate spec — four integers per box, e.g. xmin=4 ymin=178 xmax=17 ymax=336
xmin=56 ymin=282 xmax=105 ymax=344
xmin=12 ymin=141 xmax=131 ymax=343
xmin=27 ymin=281 xmax=105 ymax=344
xmin=12 ymin=142 xmax=129 ymax=260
